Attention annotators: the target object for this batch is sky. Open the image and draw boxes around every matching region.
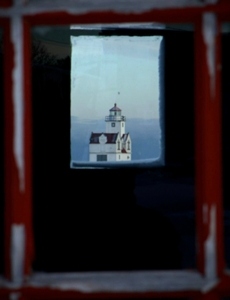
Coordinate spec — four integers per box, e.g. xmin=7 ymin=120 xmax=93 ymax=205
xmin=71 ymin=35 xmax=162 ymax=120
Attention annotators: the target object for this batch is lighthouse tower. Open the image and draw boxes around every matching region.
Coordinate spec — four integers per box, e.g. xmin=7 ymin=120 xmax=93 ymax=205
xmin=89 ymin=104 xmax=131 ymax=162
xmin=105 ymin=103 xmax=126 ymax=136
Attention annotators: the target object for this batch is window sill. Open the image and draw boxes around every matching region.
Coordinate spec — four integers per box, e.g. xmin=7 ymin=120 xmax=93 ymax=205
xmin=0 ymin=270 xmax=208 ymax=292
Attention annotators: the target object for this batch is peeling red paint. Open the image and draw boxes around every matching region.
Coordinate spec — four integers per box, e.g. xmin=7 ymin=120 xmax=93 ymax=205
xmin=0 ymin=0 xmax=230 ymax=298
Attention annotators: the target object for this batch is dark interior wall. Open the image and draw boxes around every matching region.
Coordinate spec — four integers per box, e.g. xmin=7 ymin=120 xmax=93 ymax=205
xmin=164 ymin=32 xmax=194 ymax=167
xmin=32 ymin=29 xmax=195 ymax=272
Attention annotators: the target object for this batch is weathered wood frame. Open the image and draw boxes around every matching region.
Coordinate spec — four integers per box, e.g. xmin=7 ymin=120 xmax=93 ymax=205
xmin=0 ymin=0 xmax=230 ymax=299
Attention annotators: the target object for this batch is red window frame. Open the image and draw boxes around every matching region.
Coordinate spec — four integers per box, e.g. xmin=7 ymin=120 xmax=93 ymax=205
xmin=1 ymin=0 xmax=230 ymax=299
xmin=0 ymin=0 xmax=11 ymax=8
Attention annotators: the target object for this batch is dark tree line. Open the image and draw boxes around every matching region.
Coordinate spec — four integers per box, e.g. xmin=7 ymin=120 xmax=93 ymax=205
xmin=32 ymin=40 xmax=70 ymax=69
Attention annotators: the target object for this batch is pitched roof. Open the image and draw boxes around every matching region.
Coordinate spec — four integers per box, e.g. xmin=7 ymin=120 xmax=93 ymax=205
xmin=89 ymin=132 xmax=119 ymax=144
xmin=110 ymin=103 xmax=121 ymax=112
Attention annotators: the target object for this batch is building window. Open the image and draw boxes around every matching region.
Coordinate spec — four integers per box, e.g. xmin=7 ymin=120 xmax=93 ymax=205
xmin=112 ymin=122 xmax=115 ymax=127
xmin=97 ymin=154 xmax=107 ymax=161
xmin=118 ymin=141 xmax=120 ymax=150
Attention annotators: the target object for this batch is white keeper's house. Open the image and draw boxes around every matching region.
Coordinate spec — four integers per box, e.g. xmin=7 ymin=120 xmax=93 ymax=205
xmin=89 ymin=104 xmax=131 ymax=162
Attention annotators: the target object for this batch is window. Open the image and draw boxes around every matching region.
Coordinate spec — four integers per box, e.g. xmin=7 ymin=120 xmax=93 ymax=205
xmin=31 ymin=25 xmax=196 ymax=274
xmin=29 ymin=20 xmax=195 ymax=275
xmin=69 ymin=26 xmax=162 ymax=166
xmin=1 ymin=1 xmax=230 ymax=300
xmin=97 ymin=154 xmax=107 ymax=161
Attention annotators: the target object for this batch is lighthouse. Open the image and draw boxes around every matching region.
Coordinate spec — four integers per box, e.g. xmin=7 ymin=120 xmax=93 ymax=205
xmin=105 ymin=103 xmax=126 ymax=136
xmin=89 ymin=104 xmax=131 ymax=162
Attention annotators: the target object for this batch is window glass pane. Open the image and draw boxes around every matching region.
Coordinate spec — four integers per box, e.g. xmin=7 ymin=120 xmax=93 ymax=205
xmin=0 ymin=27 xmax=4 ymax=274
xmin=32 ymin=24 xmax=195 ymax=272
xmin=70 ymin=28 xmax=162 ymax=165
xmin=222 ymin=22 xmax=230 ymax=268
